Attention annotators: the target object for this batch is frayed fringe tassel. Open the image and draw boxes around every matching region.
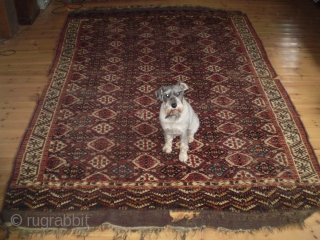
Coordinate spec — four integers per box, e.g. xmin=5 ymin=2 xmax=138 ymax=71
xmin=216 ymin=221 xmax=307 ymax=235
xmin=1 ymin=219 xmax=311 ymax=240
xmin=17 ymin=227 xmax=92 ymax=240
xmin=3 ymin=222 xmax=205 ymax=240
xmin=104 ymin=223 xmax=205 ymax=240
xmin=2 ymin=222 xmax=11 ymax=239
xmin=1 ymin=208 xmax=313 ymax=240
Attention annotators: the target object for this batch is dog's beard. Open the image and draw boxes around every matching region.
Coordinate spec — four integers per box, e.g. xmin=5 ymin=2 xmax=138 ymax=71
xmin=165 ymin=106 xmax=183 ymax=119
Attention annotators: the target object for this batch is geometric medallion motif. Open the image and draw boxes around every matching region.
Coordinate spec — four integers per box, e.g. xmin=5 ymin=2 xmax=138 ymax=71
xmin=134 ymin=96 xmax=156 ymax=106
xmin=136 ymin=74 xmax=157 ymax=83
xmin=88 ymin=138 xmax=114 ymax=152
xmin=113 ymin=147 xmax=133 ymax=160
xmin=98 ymin=83 xmax=120 ymax=93
xmin=206 ymin=74 xmax=228 ymax=82
xmin=212 ymin=85 xmax=229 ymax=94
xmin=135 ymin=109 xmax=155 ymax=121
xmin=185 ymin=154 xmax=205 ymax=168
xmin=212 ymin=96 xmax=235 ymax=107
xmin=226 ymin=153 xmax=252 ymax=166
xmin=250 ymin=145 xmax=269 ymax=157
xmin=70 ymin=131 xmax=91 ymax=142
xmin=138 ymin=55 xmax=156 ymax=64
xmin=218 ymin=123 xmax=243 ymax=134
xmin=207 ymin=163 xmax=228 ymax=177
xmin=133 ymin=154 xmax=160 ymax=170
xmin=92 ymin=109 xmax=117 ymax=120
xmin=137 ymin=84 xmax=155 ymax=94
xmin=170 ymin=63 xmax=190 ymax=73
xmin=88 ymin=155 xmax=111 ymax=169
xmin=134 ymin=139 xmax=156 ymax=151
xmin=223 ymin=137 xmax=246 ymax=150
xmin=62 ymin=164 xmax=85 ymax=178
xmin=67 ymin=147 xmax=88 ymax=160
xmin=216 ymin=110 xmax=237 ymax=120
xmin=92 ymin=123 xmax=114 ymax=135
xmin=132 ymin=123 xmax=158 ymax=136
xmin=112 ymin=165 xmax=133 ymax=178
xmin=201 ymin=131 xmax=220 ymax=142
xmin=73 ymin=115 xmax=94 ymax=126
xmin=97 ymin=95 xmax=117 ymax=105
xmin=254 ymin=161 xmax=275 ymax=175
xmin=160 ymin=165 xmax=182 ymax=178
xmin=49 ymin=140 xmax=67 ymax=153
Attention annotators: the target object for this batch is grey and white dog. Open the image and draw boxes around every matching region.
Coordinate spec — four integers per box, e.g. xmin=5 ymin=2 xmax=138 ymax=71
xmin=156 ymin=82 xmax=199 ymax=162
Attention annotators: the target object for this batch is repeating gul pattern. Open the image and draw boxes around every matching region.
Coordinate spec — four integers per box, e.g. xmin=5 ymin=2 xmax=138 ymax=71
xmin=5 ymin=8 xmax=320 ymax=212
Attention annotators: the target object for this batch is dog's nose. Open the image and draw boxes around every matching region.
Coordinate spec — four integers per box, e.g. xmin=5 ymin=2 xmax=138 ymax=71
xmin=171 ymin=103 xmax=177 ymax=108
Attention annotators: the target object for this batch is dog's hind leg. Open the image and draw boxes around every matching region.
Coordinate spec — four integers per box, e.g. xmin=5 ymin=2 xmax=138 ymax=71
xmin=188 ymin=117 xmax=200 ymax=143
xmin=163 ymin=133 xmax=173 ymax=154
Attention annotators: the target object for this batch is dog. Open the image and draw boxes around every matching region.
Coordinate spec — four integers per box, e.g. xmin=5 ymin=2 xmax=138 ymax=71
xmin=156 ymin=82 xmax=199 ymax=162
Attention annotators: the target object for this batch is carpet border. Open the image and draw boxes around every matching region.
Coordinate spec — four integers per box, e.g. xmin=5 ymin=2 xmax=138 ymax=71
xmin=241 ymin=14 xmax=277 ymax=78
xmin=273 ymin=78 xmax=320 ymax=170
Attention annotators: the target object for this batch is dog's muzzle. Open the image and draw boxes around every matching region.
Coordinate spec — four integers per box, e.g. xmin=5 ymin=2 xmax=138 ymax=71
xmin=165 ymin=99 xmax=182 ymax=119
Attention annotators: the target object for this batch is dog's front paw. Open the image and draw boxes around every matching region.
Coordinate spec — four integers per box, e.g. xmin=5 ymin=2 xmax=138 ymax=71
xmin=179 ymin=152 xmax=188 ymax=162
xmin=188 ymin=135 xmax=194 ymax=143
xmin=163 ymin=145 xmax=172 ymax=154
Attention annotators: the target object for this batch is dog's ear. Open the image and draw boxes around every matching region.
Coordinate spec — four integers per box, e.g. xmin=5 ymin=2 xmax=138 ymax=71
xmin=179 ymin=82 xmax=189 ymax=91
xmin=156 ymin=87 xmax=164 ymax=101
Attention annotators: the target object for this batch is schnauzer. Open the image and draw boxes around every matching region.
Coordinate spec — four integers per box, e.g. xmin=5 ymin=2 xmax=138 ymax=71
xmin=156 ymin=82 xmax=199 ymax=162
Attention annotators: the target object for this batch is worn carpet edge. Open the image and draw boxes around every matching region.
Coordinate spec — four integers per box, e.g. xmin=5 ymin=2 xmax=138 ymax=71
xmin=1 ymin=208 xmax=318 ymax=239
xmin=274 ymin=79 xmax=320 ymax=166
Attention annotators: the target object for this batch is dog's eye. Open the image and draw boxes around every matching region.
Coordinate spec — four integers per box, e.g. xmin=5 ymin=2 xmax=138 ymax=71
xmin=176 ymin=92 xmax=181 ymax=96
xmin=165 ymin=94 xmax=170 ymax=98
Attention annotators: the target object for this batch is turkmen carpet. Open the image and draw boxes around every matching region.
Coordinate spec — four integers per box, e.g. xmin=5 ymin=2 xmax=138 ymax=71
xmin=2 ymin=6 xmax=320 ymax=236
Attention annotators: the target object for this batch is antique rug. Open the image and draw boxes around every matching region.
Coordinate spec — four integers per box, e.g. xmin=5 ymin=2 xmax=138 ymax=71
xmin=1 ymin=6 xmax=320 ymax=237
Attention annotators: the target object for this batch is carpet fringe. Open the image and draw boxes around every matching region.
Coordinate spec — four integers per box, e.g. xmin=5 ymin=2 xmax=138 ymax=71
xmin=1 ymin=222 xmax=207 ymax=240
xmin=1 ymin=208 xmax=317 ymax=239
xmin=1 ymin=217 xmax=313 ymax=240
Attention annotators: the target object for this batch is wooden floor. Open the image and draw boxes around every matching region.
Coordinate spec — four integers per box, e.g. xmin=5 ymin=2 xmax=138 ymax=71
xmin=1 ymin=0 xmax=320 ymax=239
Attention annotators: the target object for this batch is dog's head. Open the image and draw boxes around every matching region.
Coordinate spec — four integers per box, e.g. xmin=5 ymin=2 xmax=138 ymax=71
xmin=155 ymin=82 xmax=189 ymax=117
